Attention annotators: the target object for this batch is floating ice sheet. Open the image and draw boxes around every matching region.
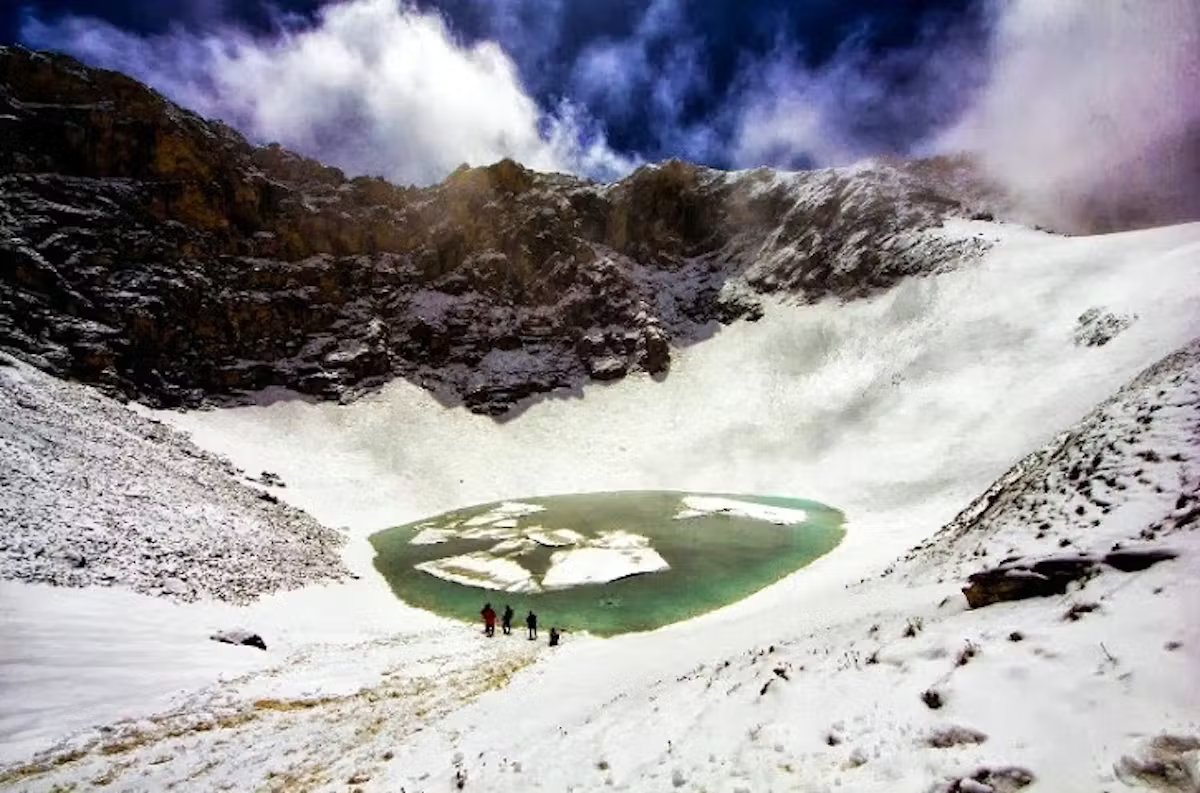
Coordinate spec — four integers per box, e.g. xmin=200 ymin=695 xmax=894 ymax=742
xmin=488 ymin=538 xmax=539 ymax=557
xmin=458 ymin=525 xmax=522 ymax=542
xmin=461 ymin=501 xmax=545 ymax=527
xmin=410 ymin=527 xmax=459 ymax=545
xmin=542 ymin=532 xmax=669 ymax=589
xmin=525 ymin=528 xmax=586 ymax=547
xmin=674 ymin=496 xmax=807 ymax=525
xmin=414 ymin=553 xmax=541 ymax=593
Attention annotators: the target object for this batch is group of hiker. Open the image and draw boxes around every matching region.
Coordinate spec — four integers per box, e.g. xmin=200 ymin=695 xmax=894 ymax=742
xmin=480 ymin=603 xmax=562 ymax=647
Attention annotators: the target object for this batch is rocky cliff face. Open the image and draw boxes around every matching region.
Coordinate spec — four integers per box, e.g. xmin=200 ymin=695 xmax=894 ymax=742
xmin=0 ymin=46 xmax=996 ymax=415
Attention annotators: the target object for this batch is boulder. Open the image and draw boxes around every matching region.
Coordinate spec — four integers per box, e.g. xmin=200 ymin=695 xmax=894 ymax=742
xmin=963 ymin=554 xmax=1096 ymax=608
xmin=1115 ymin=734 xmax=1200 ymax=791
xmin=1073 ymin=307 xmax=1136 ymax=347
xmin=210 ymin=629 xmax=267 ymax=651
xmin=944 ymin=766 xmax=1034 ymax=793
xmin=1103 ymin=547 xmax=1177 ymax=572
xmin=637 ymin=325 xmax=671 ymax=374
xmin=588 ymin=355 xmax=628 ymax=381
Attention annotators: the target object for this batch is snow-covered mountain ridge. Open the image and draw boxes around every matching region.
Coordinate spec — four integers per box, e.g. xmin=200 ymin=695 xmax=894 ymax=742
xmin=0 ymin=45 xmax=996 ymax=415
xmin=901 ymin=337 xmax=1199 ymax=584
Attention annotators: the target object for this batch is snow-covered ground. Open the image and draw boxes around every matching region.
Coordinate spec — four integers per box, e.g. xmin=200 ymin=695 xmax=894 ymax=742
xmin=154 ymin=221 xmax=1200 ymax=552
xmin=2 ymin=220 xmax=1199 ymax=792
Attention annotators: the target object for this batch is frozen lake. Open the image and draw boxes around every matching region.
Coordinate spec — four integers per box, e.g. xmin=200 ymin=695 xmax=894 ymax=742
xmin=369 ymin=491 xmax=844 ymax=636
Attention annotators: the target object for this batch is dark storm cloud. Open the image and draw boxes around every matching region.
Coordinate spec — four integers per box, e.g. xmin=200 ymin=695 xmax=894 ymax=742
xmin=7 ymin=0 xmax=1199 ymax=229
xmin=419 ymin=0 xmax=988 ymax=162
xmin=18 ymin=0 xmax=638 ymax=184
xmin=5 ymin=0 xmax=988 ymax=166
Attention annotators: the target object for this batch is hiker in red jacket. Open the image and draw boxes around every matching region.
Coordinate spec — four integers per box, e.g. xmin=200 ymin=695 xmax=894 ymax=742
xmin=481 ymin=603 xmax=497 ymax=637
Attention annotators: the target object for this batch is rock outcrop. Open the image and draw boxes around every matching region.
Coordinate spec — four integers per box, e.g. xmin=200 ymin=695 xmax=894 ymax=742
xmin=962 ymin=555 xmax=1096 ymax=608
xmin=960 ymin=548 xmax=1178 ymax=608
xmin=210 ymin=630 xmax=268 ymax=651
xmin=0 ymin=46 xmax=996 ymax=415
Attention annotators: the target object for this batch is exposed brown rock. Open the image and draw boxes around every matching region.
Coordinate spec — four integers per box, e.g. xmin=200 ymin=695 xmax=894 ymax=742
xmin=0 ymin=46 xmax=995 ymax=415
xmin=962 ymin=555 xmax=1096 ymax=608
xmin=1115 ymin=734 xmax=1200 ymax=792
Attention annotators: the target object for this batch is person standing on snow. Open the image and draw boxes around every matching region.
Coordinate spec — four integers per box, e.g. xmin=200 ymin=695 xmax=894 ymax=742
xmin=481 ymin=603 xmax=497 ymax=637
xmin=526 ymin=609 xmax=538 ymax=640
xmin=502 ymin=604 xmax=514 ymax=635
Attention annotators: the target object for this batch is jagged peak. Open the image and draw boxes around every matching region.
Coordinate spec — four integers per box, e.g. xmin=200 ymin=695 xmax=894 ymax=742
xmin=0 ymin=44 xmax=997 ymax=416
xmin=441 ymin=157 xmax=539 ymax=196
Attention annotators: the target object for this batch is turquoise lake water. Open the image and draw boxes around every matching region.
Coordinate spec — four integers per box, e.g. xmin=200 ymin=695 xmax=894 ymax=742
xmin=369 ymin=491 xmax=844 ymax=636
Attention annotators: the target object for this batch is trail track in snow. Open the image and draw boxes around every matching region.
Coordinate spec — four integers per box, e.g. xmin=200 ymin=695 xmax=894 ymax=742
xmin=0 ymin=628 xmax=541 ymax=792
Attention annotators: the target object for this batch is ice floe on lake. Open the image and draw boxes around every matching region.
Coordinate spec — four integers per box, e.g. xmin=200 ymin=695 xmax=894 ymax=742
xmin=461 ymin=502 xmax=545 ymax=527
xmin=542 ymin=531 xmax=670 ymax=589
xmin=674 ymin=495 xmax=807 ymax=525
xmin=414 ymin=552 xmax=542 ymax=594
xmin=458 ymin=524 xmax=524 ymax=541
xmin=410 ymin=527 xmax=460 ymax=545
xmin=525 ymin=528 xmax=587 ymax=547
xmin=487 ymin=538 xmax=539 ymax=557
xmin=415 ymin=519 xmax=671 ymax=592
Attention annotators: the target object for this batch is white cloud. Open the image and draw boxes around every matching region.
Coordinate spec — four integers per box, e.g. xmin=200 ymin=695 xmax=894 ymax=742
xmin=726 ymin=0 xmax=1199 ymax=230
xmin=940 ymin=0 xmax=1200 ymax=231
xmin=20 ymin=0 xmax=1199 ymax=230
xmin=727 ymin=13 xmax=990 ymax=172
xmin=567 ymin=0 xmax=717 ymax=162
xmin=23 ymin=0 xmax=635 ymax=185
xmin=729 ymin=47 xmax=872 ymax=170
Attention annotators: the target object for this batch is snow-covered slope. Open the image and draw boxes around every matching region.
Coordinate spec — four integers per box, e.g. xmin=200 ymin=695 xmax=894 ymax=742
xmin=901 ymin=337 xmax=1200 ymax=582
xmin=365 ymin=373 xmax=1195 ymax=791
xmin=1 ymin=221 xmax=1198 ymax=792
xmin=0 ymin=354 xmax=348 ymax=601
xmin=161 ymin=220 xmax=1200 ymax=560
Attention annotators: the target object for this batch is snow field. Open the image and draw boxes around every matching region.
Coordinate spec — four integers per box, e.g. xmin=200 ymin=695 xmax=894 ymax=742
xmin=2 ymin=220 xmax=1199 ymax=791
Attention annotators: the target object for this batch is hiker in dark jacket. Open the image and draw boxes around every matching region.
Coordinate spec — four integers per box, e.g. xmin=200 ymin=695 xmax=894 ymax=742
xmin=549 ymin=627 xmax=561 ymax=647
xmin=481 ymin=603 xmax=497 ymax=637
xmin=526 ymin=610 xmax=538 ymax=640
xmin=502 ymin=604 xmax=514 ymax=635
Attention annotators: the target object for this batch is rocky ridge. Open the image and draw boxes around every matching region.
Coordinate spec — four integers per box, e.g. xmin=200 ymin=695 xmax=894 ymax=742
xmin=0 ymin=353 xmax=348 ymax=602
xmin=0 ymin=46 xmax=996 ymax=415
